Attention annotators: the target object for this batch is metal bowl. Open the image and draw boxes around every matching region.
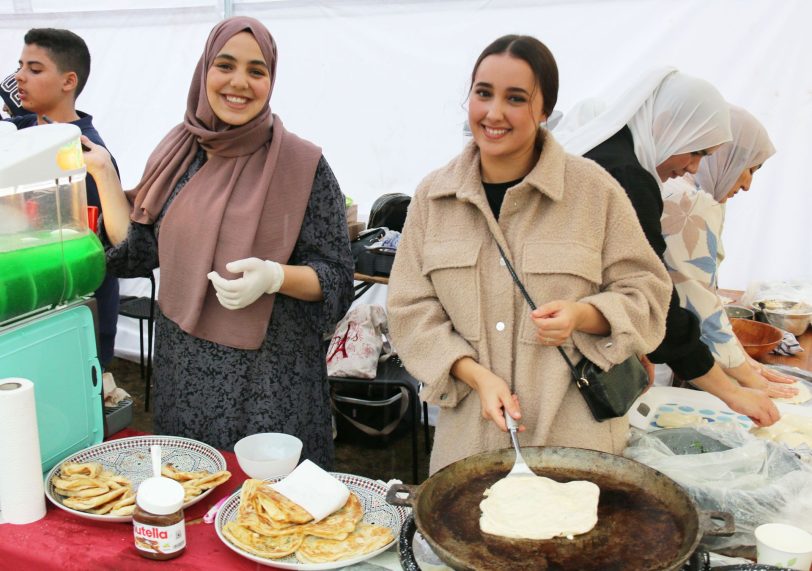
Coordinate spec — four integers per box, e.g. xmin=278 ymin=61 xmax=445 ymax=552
xmin=756 ymin=300 xmax=812 ymax=336
xmin=724 ymin=305 xmax=755 ymax=320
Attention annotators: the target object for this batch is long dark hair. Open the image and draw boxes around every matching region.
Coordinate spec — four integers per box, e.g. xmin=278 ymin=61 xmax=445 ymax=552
xmin=469 ymin=35 xmax=558 ymax=117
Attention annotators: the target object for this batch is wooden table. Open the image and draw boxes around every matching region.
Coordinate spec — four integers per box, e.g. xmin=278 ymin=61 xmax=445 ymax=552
xmin=353 ymin=272 xmax=389 ymax=300
xmin=719 ymin=289 xmax=812 ymax=372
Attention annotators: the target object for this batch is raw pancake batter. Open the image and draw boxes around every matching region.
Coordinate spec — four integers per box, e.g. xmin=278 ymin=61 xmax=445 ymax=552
xmin=656 ymin=411 xmax=707 ymax=429
xmin=752 ymin=414 xmax=812 ymax=449
xmin=480 ymin=476 xmax=599 ymax=540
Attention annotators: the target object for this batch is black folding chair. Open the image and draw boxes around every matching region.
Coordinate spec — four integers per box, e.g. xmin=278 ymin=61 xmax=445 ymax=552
xmin=117 ymin=272 xmax=156 ymax=411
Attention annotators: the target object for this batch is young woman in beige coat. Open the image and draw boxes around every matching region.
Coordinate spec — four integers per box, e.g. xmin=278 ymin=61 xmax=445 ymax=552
xmin=387 ymin=35 xmax=672 ymax=474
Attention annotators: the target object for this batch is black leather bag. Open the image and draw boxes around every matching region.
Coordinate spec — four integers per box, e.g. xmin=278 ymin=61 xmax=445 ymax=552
xmin=351 ymin=227 xmax=395 ymax=276
xmin=496 ymin=243 xmax=648 ymax=422
xmin=567 ymin=352 xmax=649 ymax=421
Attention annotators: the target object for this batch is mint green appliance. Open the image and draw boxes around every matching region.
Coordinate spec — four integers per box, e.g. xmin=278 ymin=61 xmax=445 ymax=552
xmin=0 ymin=123 xmax=106 ymax=472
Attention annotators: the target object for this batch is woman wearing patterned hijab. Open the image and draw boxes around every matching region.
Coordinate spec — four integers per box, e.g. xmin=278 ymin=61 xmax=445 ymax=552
xmin=83 ymin=17 xmax=354 ymax=465
xmin=662 ymin=105 xmax=797 ymax=399
xmin=554 ymin=69 xmax=779 ymax=426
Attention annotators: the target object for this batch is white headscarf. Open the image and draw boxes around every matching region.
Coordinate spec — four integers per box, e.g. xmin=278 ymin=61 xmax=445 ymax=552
xmin=693 ymin=105 xmax=776 ymax=202
xmin=553 ymin=67 xmax=732 ymax=187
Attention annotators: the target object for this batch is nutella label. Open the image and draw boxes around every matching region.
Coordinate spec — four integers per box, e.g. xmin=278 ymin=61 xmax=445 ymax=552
xmin=134 ymin=521 xmax=186 ymax=555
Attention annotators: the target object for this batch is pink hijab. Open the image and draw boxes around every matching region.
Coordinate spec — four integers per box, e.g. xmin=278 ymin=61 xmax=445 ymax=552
xmin=128 ymin=17 xmax=322 ymax=349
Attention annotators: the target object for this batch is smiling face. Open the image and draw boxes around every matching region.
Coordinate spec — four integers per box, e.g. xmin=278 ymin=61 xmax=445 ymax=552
xmin=205 ymin=31 xmax=271 ymax=126
xmin=722 ymin=164 xmax=760 ymax=203
xmin=15 ymin=43 xmax=75 ymax=115
xmin=468 ymin=53 xmax=545 ymax=179
xmin=656 ymin=145 xmax=722 ymax=182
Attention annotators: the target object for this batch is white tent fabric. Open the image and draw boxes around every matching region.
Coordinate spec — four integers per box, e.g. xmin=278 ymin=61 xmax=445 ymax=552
xmin=2 ymin=0 xmax=810 ymax=360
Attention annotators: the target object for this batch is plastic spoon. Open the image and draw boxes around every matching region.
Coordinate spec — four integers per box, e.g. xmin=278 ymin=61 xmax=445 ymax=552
xmin=150 ymin=444 xmax=162 ymax=478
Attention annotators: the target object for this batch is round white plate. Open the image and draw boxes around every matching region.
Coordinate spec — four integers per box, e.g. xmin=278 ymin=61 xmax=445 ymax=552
xmin=215 ymin=473 xmax=408 ymax=570
xmin=45 ymin=435 xmax=227 ymax=522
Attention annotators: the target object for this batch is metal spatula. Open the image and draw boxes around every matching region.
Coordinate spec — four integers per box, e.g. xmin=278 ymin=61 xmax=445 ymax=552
xmin=504 ymin=410 xmax=535 ymax=477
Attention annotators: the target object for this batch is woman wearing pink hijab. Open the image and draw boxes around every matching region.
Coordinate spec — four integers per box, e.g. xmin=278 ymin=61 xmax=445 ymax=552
xmin=83 ymin=17 xmax=354 ymax=467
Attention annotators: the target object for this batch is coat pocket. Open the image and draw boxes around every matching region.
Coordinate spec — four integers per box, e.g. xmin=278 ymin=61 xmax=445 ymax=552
xmin=422 ymin=240 xmax=481 ymax=341
xmin=519 ymin=241 xmax=602 ymax=344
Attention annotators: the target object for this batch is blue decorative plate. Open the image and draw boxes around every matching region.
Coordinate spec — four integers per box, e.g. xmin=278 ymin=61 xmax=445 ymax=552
xmin=45 ymin=435 xmax=227 ymax=522
xmin=215 ymin=472 xmax=408 ymax=570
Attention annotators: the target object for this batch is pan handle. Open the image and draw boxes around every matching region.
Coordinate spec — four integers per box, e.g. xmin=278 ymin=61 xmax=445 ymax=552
xmin=398 ymin=513 xmax=423 ymax=571
xmin=699 ymin=510 xmax=735 ymax=537
xmin=386 ymin=482 xmax=418 ymax=507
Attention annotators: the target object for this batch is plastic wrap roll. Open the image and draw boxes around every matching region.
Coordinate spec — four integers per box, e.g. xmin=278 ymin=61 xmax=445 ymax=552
xmin=0 ymin=378 xmax=46 ymax=524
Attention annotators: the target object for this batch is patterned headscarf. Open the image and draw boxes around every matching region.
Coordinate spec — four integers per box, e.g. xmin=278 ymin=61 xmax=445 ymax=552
xmin=693 ymin=105 xmax=775 ymax=202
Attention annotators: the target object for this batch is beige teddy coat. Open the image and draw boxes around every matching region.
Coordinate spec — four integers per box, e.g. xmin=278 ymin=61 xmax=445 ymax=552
xmin=387 ymin=131 xmax=671 ymax=474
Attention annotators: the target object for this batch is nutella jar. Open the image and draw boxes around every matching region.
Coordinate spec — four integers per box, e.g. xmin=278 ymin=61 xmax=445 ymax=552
xmin=133 ymin=477 xmax=187 ymax=560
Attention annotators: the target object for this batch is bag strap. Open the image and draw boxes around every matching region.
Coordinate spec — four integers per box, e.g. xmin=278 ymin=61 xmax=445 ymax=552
xmin=494 ymin=242 xmax=581 ymax=382
xmin=331 ymin=386 xmax=409 ymax=437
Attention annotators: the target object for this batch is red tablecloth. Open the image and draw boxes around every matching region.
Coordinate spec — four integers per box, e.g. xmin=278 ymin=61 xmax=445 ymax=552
xmin=0 ymin=429 xmax=276 ymax=570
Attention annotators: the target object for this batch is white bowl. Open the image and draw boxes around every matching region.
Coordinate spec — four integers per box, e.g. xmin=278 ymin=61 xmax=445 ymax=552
xmin=755 ymin=522 xmax=812 ymax=570
xmin=234 ymin=433 xmax=302 ymax=479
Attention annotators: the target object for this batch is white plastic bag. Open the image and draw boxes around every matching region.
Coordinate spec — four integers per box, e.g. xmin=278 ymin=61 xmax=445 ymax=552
xmin=741 ymin=279 xmax=812 ymax=308
xmin=624 ymin=424 xmax=812 ymax=551
xmin=326 ymin=304 xmax=391 ymax=379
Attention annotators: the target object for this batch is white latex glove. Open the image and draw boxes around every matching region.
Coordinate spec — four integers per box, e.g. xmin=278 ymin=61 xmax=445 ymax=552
xmin=207 ymin=257 xmax=284 ymax=311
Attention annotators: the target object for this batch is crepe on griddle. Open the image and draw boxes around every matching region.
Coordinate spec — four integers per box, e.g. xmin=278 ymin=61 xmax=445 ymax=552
xmin=224 ymin=478 xmax=393 ymax=562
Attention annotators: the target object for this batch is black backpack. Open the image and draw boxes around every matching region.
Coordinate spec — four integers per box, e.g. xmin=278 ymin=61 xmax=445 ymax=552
xmin=368 ymin=193 xmax=411 ymax=232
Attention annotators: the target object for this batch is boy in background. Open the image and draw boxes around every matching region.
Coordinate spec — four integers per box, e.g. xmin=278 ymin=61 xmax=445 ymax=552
xmin=5 ymin=28 xmax=121 ymax=369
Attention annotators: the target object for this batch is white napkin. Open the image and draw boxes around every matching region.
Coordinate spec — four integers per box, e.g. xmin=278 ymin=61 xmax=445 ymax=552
xmin=772 ymin=330 xmax=804 ymax=356
xmin=270 ymin=460 xmax=350 ymax=522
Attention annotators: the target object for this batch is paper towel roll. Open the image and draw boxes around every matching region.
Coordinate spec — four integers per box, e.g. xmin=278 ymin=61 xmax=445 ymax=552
xmin=0 ymin=378 xmax=46 ymax=524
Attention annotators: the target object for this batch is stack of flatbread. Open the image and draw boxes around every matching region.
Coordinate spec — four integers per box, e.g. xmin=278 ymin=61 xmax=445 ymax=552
xmin=222 ymin=479 xmax=394 ymax=563
xmin=52 ymin=462 xmax=136 ymax=516
xmin=53 ymin=461 xmax=232 ymax=516
xmin=161 ymin=463 xmax=231 ymax=501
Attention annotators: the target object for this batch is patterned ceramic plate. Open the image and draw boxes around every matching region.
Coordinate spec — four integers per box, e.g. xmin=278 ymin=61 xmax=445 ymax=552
xmin=45 ymin=435 xmax=227 ymax=523
xmin=215 ymin=473 xmax=408 ymax=570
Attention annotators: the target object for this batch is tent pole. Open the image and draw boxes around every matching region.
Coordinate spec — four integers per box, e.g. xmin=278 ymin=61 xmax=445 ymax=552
xmin=220 ymin=0 xmax=234 ymax=19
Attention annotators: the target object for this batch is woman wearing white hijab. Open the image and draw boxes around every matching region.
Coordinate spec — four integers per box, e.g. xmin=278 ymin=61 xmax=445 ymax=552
xmin=662 ymin=105 xmax=797 ymax=398
xmin=554 ymin=68 xmax=779 ymax=426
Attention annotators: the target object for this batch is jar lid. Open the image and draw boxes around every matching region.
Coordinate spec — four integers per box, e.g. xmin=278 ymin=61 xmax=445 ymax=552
xmin=136 ymin=477 xmax=184 ymax=515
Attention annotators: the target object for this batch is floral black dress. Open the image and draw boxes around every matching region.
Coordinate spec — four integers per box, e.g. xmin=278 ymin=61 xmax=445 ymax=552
xmin=104 ymin=150 xmax=353 ymax=468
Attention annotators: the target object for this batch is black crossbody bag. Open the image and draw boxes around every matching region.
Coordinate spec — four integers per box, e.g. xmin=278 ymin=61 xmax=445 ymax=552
xmin=495 ymin=242 xmax=648 ymax=422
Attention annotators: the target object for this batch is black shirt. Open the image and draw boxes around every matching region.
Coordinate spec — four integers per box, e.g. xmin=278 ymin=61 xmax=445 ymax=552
xmin=585 ymin=126 xmax=715 ymax=380
xmin=483 ymin=178 xmax=523 ymax=220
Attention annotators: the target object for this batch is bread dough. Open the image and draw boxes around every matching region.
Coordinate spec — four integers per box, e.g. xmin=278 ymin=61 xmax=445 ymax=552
xmin=752 ymin=414 xmax=812 ymax=449
xmin=480 ymin=475 xmax=599 ymax=540
xmin=655 ymin=411 xmax=706 ymax=429
xmin=772 ymin=381 xmax=812 ymax=405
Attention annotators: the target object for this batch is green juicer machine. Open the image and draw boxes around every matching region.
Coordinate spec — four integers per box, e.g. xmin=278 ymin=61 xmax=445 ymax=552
xmin=0 ymin=122 xmax=106 ymax=472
